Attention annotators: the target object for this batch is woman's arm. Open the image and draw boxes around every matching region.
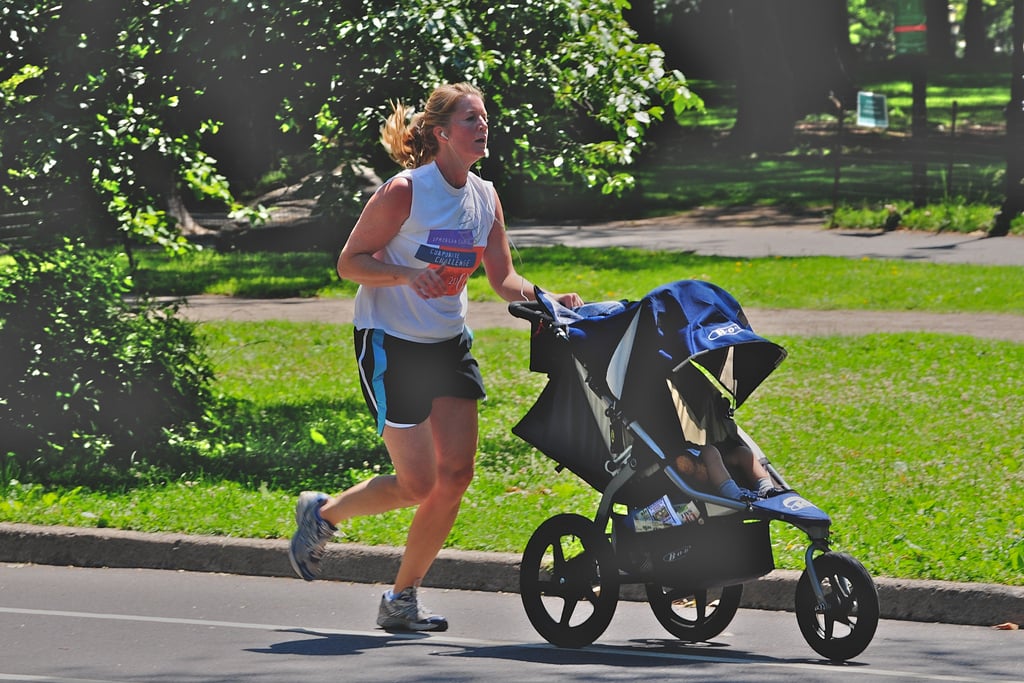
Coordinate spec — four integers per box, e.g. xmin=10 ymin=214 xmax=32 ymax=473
xmin=482 ymin=194 xmax=582 ymax=307
xmin=337 ymin=177 xmax=448 ymax=299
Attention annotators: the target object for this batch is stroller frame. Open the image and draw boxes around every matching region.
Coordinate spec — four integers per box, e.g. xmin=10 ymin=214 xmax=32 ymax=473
xmin=508 ymin=281 xmax=879 ymax=662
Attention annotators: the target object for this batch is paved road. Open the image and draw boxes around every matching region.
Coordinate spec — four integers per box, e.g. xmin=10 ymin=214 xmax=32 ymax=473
xmin=508 ymin=207 xmax=1024 ymax=265
xmin=2 ymin=564 xmax=1022 ymax=683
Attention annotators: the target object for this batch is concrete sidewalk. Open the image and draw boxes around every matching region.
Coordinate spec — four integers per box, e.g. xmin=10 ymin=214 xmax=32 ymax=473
xmin=507 ymin=208 xmax=1024 ymax=266
xmin=168 ymin=296 xmax=1024 ymax=343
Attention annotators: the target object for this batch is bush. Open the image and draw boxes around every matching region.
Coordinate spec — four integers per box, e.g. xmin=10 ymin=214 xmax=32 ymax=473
xmin=0 ymin=240 xmax=215 ymax=485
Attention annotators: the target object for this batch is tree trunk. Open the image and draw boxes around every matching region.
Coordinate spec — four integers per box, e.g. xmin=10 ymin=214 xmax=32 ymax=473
xmin=993 ymin=0 xmax=1024 ymax=236
xmin=963 ymin=0 xmax=993 ymax=63
xmin=924 ymin=0 xmax=955 ymax=64
xmin=728 ymin=0 xmax=853 ymax=153
xmin=728 ymin=0 xmax=796 ymax=152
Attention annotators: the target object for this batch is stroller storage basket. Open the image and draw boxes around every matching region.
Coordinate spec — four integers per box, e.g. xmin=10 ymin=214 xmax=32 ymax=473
xmin=613 ymin=515 xmax=774 ymax=588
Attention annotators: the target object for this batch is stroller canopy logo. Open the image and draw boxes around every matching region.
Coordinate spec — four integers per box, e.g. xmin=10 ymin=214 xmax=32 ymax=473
xmin=707 ymin=323 xmax=744 ymax=341
xmin=782 ymin=495 xmax=819 ymax=512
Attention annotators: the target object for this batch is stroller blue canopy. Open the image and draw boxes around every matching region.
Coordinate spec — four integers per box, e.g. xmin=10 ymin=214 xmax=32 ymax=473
xmin=536 ymin=279 xmax=787 ymax=409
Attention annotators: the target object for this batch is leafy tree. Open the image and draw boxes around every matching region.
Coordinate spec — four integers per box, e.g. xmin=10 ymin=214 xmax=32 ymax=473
xmin=1 ymin=1 xmax=701 ymax=248
xmin=0 ymin=2 xmax=259 ymax=252
xmin=232 ymin=0 xmax=703 ymax=220
xmin=0 ymin=240 xmax=216 ymax=485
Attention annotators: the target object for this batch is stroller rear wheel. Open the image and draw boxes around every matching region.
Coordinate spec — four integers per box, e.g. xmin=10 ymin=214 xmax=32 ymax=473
xmin=795 ymin=551 xmax=879 ymax=661
xmin=645 ymin=583 xmax=742 ymax=642
xmin=520 ymin=513 xmax=619 ymax=648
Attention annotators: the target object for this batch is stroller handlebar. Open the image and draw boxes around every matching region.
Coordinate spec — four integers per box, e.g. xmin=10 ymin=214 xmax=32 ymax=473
xmin=508 ymin=301 xmax=571 ymax=343
xmin=507 ymin=301 xmax=553 ymax=325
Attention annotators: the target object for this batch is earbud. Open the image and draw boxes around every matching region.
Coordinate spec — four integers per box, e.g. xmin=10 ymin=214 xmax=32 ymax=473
xmin=440 ymin=131 xmax=449 ymax=140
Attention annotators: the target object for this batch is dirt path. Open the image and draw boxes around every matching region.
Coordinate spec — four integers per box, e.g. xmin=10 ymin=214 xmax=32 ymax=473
xmin=173 ymin=295 xmax=1024 ymax=343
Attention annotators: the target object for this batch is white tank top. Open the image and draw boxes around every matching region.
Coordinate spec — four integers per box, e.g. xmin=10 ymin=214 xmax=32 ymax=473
xmin=352 ymin=162 xmax=496 ymax=342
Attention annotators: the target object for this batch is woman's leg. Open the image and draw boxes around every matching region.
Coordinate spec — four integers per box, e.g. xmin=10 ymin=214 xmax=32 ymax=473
xmin=317 ymin=421 xmax=437 ymax=526
xmin=313 ymin=396 xmax=475 ymax=593
xmin=392 ymin=395 xmax=477 ymax=592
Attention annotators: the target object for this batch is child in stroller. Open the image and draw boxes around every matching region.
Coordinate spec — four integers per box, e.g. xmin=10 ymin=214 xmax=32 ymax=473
xmin=679 ymin=440 xmax=775 ymax=501
xmin=508 ymin=280 xmax=879 ymax=662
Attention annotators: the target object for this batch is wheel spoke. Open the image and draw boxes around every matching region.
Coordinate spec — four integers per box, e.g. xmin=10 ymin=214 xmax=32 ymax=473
xmin=694 ymin=590 xmax=709 ymax=622
xmin=535 ymin=578 xmax=563 ymax=599
xmin=550 ymin=541 xmax=566 ymax=571
xmin=559 ymin=598 xmax=577 ymax=627
xmin=822 ymin=611 xmax=836 ymax=639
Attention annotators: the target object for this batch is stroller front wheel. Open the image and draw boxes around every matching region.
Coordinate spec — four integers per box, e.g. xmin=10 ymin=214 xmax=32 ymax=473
xmin=645 ymin=583 xmax=742 ymax=642
xmin=795 ymin=551 xmax=880 ymax=661
xmin=520 ymin=513 xmax=619 ymax=648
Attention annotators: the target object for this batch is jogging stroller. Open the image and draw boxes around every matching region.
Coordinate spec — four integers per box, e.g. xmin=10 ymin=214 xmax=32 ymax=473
xmin=508 ymin=280 xmax=879 ymax=661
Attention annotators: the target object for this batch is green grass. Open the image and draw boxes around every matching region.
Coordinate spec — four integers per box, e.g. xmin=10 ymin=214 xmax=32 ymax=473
xmin=3 ymin=318 xmax=1023 ymax=586
xmin=131 ymin=247 xmax=1024 ymax=316
xmin=859 ymin=70 xmax=1011 ymax=130
xmin=680 ymin=71 xmax=1011 ymax=132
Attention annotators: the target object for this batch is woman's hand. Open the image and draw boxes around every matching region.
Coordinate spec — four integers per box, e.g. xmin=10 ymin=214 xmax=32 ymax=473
xmin=551 ymin=292 xmax=584 ymax=308
xmin=409 ymin=266 xmax=448 ymax=299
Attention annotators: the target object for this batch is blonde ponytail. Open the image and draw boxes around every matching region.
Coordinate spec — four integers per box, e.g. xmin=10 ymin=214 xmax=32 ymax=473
xmin=379 ymin=83 xmax=483 ymax=169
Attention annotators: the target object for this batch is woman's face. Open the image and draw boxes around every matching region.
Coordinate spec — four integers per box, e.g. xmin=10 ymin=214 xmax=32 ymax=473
xmin=439 ymin=95 xmax=489 ymax=161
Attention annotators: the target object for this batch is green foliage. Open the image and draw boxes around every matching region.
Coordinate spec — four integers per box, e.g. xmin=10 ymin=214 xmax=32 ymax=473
xmin=290 ymin=0 xmax=702 ymax=207
xmin=0 ymin=240 xmax=215 ymax=485
xmin=1 ymin=1 xmax=700 ymax=245
xmin=832 ymin=199 xmax=1016 ymax=234
xmin=0 ymin=3 xmax=260 ymax=250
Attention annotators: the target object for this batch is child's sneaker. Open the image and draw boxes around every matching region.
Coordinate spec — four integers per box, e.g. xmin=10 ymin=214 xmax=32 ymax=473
xmin=288 ymin=491 xmax=336 ymax=581
xmin=376 ymin=586 xmax=448 ymax=632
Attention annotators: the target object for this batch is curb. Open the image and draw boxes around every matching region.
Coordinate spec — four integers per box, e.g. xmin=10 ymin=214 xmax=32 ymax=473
xmin=3 ymin=523 xmax=1022 ymax=628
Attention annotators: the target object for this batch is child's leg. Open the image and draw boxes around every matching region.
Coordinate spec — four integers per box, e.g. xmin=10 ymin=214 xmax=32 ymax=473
xmin=676 ymin=445 xmax=758 ymax=500
xmin=722 ymin=443 xmax=775 ymax=495
xmin=697 ymin=445 xmax=752 ymax=500
xmin=674 ymin=451 xmax=709 ymax=485
xmin=697 ymin=444 xmax=733 ymax=489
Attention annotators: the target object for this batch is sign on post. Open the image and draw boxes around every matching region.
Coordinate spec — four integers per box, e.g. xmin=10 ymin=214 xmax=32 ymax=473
xmin=856 ymin=92 xmax=889 ymax=128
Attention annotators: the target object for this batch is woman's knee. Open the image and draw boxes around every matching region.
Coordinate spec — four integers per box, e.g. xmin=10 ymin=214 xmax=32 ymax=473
xmin=393 ymin=463 xmax=473 ymax=504
xmin=394 ymin=471 xmax=436 ymax=504
xmin=441 ymin=460 xmax=475 ymax=494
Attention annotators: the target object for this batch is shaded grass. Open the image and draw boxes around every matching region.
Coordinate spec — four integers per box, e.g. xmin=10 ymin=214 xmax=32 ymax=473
xmin=3 ymin=322 xmax=1023 ymax=586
